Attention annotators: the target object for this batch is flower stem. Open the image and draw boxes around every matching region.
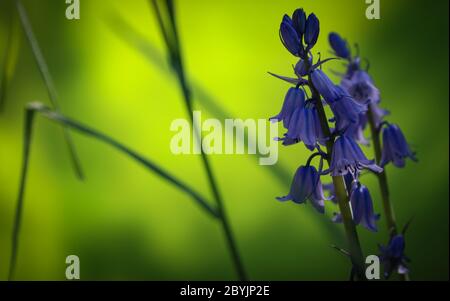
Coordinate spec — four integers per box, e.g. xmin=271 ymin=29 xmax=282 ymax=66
xmin=367 ymin=106 xmax=410 ymax=281
xmin=305 ymin=63 xmax=366 ymax=280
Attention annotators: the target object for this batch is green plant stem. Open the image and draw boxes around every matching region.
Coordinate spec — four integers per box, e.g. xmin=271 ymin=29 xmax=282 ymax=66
xmin=306 ymin=62 xmax=366 ymax=280
xmin=8 ymin=102 xmax=219 ymax=280
xmin=15 ymin=0 xmax=84 ymax=180
xmin=367 ymin=107 xmax=397 ymax=234
xmin=367 ymin=106 xmax=410 ymax=281
xmin=0 ymin=1 xmax=17 ymax=112
xmin=150 ymin=0 xmax=247 ymax=280
xmin=8 ymin=106 xmax=34 ymax=281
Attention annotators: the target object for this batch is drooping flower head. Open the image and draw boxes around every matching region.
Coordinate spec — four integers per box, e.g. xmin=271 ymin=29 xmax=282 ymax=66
xmin=310 ymin=70 xmax=367 ymax=134
xmin=277 ymin=165 xmax=327 ymax=213
xmin=310 ymin=69 xmax=340 ymax=103
xmin=380 ymin=124 xmax=417 ymax=167
xmin=341 ymin=70 xmax=380 ymax=105
xmin=270 ymin=88 xmax=305 ymax=128
xmin=379 ymin=235 xmax=410 ymax=278
xmin=333 ymin=182 xmax=380 ymax=232
xmin=329 ymin=86 xmax=367 ymax=133
xmin=330 ymin=135 xmax=383 ymax=176
xmin=349 ymin=182 xmax=379 ymax=232
xmin=285 ymin=101 xmax=326 ymax=150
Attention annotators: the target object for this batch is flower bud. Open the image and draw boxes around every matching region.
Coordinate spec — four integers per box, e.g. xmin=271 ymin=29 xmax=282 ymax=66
xmin=280 ymin=15 xmax=301 ymax=56
xmin=304 ymin=13 xmax=320 ymax=48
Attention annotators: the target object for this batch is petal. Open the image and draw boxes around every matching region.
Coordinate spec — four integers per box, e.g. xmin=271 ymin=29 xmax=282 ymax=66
xmin=286 ymin=108 xmax=302 ymax=140
xmin=311 ymin=69 xmax=339 ymax=103
xmin=332 ymin=213 xmax=343 ymax=223
xmin=290 ymin=166 xmax=312 ymax=203
xmin=276 ymin=195 xmax=293 ymax=202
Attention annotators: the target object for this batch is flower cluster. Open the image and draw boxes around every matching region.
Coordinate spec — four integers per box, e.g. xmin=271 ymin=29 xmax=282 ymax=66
xmin=271 ymin=9 xmax=382 ymax=232
xmin=329 ymin=31 xmax=417 ymax=277
xmin=328 ymin=32 xmax=416 ymax=168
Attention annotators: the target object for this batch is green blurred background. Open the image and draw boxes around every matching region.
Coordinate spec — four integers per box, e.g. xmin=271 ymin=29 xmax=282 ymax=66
xmin=0 ymin=0 xmax=448 ymax=280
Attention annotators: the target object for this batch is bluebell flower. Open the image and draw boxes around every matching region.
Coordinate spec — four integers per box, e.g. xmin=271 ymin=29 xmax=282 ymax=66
xmin=304 ymin=13 xmax=320 ymax=49
xmin=311 ymin=69 xmax=340 ymax=103
xmin=280 ymin=15 xmax=301 ymax=56
xmin=380 ymin=124 xmax=417 ymax=167
xmin=294 ymin=57 xmax=312 ymax=77
xmin=333 ymin=182 xmax=380 ymax=232
xmin=345 ymin=113 xmax=370 ymax=145
xmin=329 ymin=135 xmax=383 ymax=176
xmin=379 ymin=235 xmax=410 ymax=278
xmin=285 ymin=103 xmax=326 ymax=150
xmin=349 ymin=182 xmax=379 ymax=232
xmin=341 ymin=70 xmax=380 ymax=105
xmin=328 ymin=32 xmax=351 ymax=59
xmin=270 ymin=88 xmax=305 ymax=128
xmin=292 ymin=8 xmax=306 ymax=37
xmin=329 ymin=86 xmax=367 ymax=133
xmin=277 ymin=165 xmax=327 ymax=213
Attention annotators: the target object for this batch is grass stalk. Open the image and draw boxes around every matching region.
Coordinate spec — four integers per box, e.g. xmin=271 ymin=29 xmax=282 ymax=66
xmin=150 ymin=0 xmax=248 ymax=280
xmin=0 ymin=0 xmax=20 ymax=112
xmin=15 ymin=0 xmax=84 ymax=180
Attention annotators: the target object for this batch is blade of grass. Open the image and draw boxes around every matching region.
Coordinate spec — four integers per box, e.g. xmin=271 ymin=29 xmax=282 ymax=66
xmin=0 ymin=1 xmax=20 ymax=112
xmin=150 ymin=0 xmax=247 ymax=280
xmin=15 ymin=0 xmax=84 ymax=180
xmin=8 ymin=103 xmax=35 ymax=281
xmin=8 ymin=101 xmax=219 ymax=280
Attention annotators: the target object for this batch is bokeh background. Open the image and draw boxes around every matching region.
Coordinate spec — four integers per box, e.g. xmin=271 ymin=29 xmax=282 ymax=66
xmin=0 ymin=0 xmax=448 ymax=280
